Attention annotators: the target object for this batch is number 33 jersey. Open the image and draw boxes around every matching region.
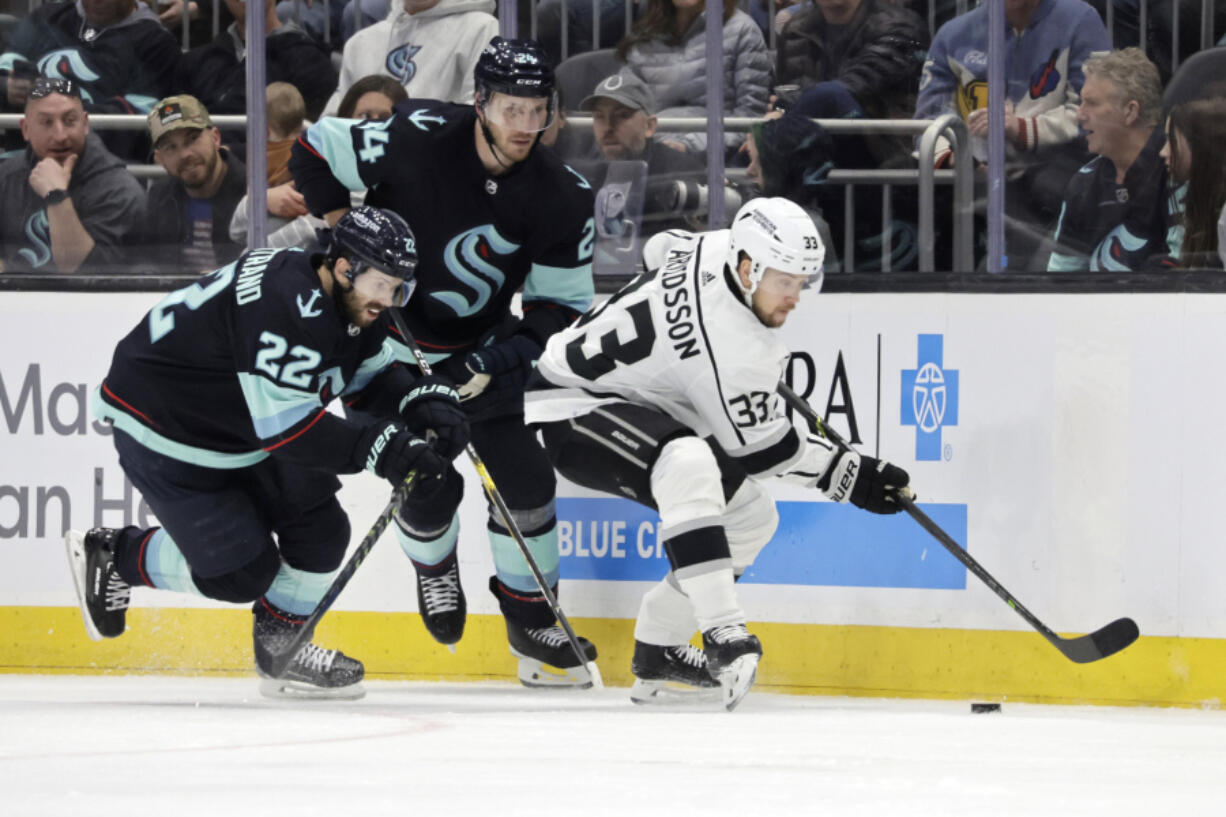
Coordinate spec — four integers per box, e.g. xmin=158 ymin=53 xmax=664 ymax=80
xmin=527 ymin=229 xmax=828 ymax=480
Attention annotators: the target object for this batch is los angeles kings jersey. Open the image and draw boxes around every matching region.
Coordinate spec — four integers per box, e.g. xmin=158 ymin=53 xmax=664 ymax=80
xmin=525 ymin=230 xmax=837 ymax=482
xmin=290 ymin=99 xmax=596 ymax=358
xmin=95 ymin=248 xmax=415 ymax=472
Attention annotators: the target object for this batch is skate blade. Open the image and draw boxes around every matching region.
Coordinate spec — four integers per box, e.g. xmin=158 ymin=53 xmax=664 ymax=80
xmin=63 ymin=530 xmax=104 ymax=642
xmin=629 ymin=678 xmax=722 ymax=706
xmin=514 ymin=656 xmax=595 ymax=689
xmin=258 ymin=677 xmax=366 ymax=701
xmin=718 ymin=654 xmax=760 ymax=712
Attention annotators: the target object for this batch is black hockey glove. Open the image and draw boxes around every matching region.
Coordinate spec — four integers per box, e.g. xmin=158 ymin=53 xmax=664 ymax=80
xmin=817 ymin=450 xmax=911 ymax=515
xmin=398 ymin=375 xmax=470 ymax=461
xmin=361 ymin=422 xmax=447 ymax=491
xmin=457 ymin=334 xmax=543 ymax=401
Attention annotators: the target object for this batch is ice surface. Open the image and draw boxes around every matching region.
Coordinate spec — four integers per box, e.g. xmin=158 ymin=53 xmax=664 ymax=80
xmin=2 ymin=675 xmax=1224 ymax=816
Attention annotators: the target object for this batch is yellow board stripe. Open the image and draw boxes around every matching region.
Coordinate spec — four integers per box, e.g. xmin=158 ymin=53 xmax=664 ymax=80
xmin=3 ymin=607 xmax=1223 ymax=708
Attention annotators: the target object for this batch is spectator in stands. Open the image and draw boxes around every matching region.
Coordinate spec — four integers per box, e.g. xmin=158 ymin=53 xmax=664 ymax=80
xmin=1160 ymin=98 xmax=1226 ymax=269
xmin=275 ymin=0 xmax=346 ymax=46
xmin=1219 ymin=202 xmax=1226 ymax=268
xmin=577 ymin=71 xmax=705 ymax=234
xmin=336 ymin=73 xmax=408 ymax=121
xmin=743 ymin=110 xmax=847 ymax=272
xmin=266 ymin=81 xmax=307 ymax=186
xmin=178 ymin=0 xmax=338 ymax=125
xmin=774 ymin=0 xmax=929 ymax=122
xmin=230 ymin=82 xmax=327 ymax=250
xmin=582 ymin=72 xmax=703 ymax=176
xmin=0 ymin=77 xmax=144 ymax=273
xmin=615 ymin=0 xmax=770 ymax=156
xmin=536 ymin=0 xmax=634 ymax=63
xmin=324 ymin=0 xmax=498 ymax=115
xmin=915 ymin=0 xmax=1110 ymax=269
xmin=0 ymin=0 xmax=181 ymax=156
xmin=138 ymin=94 xmax=247 ymax=272
xmin=1047 ymin=48 xmax=1169 ymax=272
xmin=156 ymin=0 xmax=235 ymax=51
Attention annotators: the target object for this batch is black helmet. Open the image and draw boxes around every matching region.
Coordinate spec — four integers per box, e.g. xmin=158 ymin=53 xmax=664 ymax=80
xmin=474 ymin=36 xmax=555 ymax=101
xmin=329 ymin=206 xmax=418 ymax=301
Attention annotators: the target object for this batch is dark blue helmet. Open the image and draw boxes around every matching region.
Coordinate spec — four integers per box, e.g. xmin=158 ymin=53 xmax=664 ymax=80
xmin=474 ymin=36 xmax=555 ymax=101
xmin=329 ymin=207 xmax=418 ymax=299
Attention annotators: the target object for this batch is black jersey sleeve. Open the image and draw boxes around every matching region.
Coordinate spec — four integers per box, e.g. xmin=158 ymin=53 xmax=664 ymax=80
xmin=519 ymin=160 xmax=597 ymax=345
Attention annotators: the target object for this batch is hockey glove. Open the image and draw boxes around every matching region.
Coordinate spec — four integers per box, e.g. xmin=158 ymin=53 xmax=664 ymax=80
xmin=398 ymin=375 xmax=470 ymax=461
xmin=457 ymin=334 xmax=543 ymax=402
xmin=362 ymin=422 xmax=447 ymax=490
xmin=817 ymin=450 xmax=911 ymax=515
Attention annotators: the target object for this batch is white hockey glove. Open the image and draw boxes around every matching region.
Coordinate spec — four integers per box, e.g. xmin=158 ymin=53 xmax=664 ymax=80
xmin=817 ymin=450 xmax=911 ymax=515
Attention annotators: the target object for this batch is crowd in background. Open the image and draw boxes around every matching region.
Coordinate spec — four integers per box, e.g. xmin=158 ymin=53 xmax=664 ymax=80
xmin=0 ymin=0 xmax=1224 ymax=275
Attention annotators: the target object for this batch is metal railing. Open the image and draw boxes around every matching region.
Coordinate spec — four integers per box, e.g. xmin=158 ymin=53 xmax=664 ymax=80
xmin=0 ymin=111 xmax=972 ymax=272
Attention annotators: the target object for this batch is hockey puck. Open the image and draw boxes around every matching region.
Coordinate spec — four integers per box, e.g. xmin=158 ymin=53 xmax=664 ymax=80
xmin=971 ymin=702 xmax=1002 ymax=714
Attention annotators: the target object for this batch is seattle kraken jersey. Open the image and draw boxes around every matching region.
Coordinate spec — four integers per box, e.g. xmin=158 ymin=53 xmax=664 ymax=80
xmin=525 ymin=230 xmax=837 ymax=481
xmin=0 ymin=1 xmax=179 ymax=115
xmin=291 ymin=99 xmax=595 ymax=357
xmin=96 ymin=248 xmax=414 ymax=471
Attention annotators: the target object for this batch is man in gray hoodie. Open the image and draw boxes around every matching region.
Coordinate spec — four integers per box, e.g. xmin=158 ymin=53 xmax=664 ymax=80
xmin=0 ymin=77 xmax=144 ymax=274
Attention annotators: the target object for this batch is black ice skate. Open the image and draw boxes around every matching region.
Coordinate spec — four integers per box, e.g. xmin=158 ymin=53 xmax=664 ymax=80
xmin=64 ymin=528 xmax=130 ymax=641
xmin=702 ymin=624 xmax=763 ymax=712
xmin=253 ymin=601 xmax=365 ymax=700
xmin=629 ymin=641 xmax=721 ymax=705
xmin=414 ymin=557 xmax=466 ymax=649
xmin=506 ymin=619 xmax=598 ymax=689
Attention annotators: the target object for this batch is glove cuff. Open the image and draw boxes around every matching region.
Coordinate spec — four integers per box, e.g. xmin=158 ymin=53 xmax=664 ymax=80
xmin=818 ymin=450 xmax=859 ymax=504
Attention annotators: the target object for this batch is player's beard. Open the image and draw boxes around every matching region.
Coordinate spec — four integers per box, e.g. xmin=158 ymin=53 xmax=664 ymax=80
xmin=338 ymin=283 xmax=385 ymax=328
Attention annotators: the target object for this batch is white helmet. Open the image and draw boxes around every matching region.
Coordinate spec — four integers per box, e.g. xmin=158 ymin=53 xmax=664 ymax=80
xmin=727 ymin=197 xmax=825 ymax=298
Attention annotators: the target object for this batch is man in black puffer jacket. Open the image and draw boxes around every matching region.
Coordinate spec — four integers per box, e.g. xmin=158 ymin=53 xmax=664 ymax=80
xmin=175 ymin=0 xmax=338 ymax=135
xmin=774 ymin=0 xmax=929 ymax=120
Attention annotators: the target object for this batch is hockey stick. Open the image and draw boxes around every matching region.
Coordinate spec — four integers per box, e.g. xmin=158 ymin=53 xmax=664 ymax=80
xmin=777 ymin=383 xmax=1139 ymax=664
xmin=264 ymin=472 xmax=419 ymax=679
xmin=389 ymin=308 xmax=604 ymax=689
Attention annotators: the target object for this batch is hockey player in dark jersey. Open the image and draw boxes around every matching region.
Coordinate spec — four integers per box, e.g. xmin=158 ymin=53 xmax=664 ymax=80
xmin=65 ymin=207 xmax=471 ymax=700
xmin=289 ymin=36 xmax=599 ymax=687
xmin=524 ymin=198 xmax=912 ymax=709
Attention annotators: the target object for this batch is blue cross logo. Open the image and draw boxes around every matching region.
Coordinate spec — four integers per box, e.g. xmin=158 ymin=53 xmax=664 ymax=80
xmin=901 ymin=334 xmax=958 ymax=461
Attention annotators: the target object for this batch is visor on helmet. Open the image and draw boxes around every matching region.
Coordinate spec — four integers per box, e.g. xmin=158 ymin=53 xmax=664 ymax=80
xmin=349 ymin=259 xmax=417 ymax=307
xmin=480 ymin=90 xmax=557 ymax=133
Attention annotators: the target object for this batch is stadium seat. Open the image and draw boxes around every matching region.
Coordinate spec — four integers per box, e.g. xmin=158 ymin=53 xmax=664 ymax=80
xmin=555 ymin=48 xmax=623 ymax=113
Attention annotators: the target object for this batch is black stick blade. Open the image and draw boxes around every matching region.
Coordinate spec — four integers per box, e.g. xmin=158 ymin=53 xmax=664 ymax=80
xmin=1051 ymin=617 xmax=1140 ymax=663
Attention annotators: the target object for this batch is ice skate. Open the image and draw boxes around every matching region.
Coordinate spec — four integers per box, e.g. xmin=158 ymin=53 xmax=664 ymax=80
xmin=506 ymin=620 xmax=599 ymax=689
xmin=253 ymin=602 xmax=365 ymax=700
xmin=702 ymin=624 xmax=763 ymax=712
xmin=629 ymin=641 xmax=722 ymax=705
xmin=414 ymin=557 xmax=466 ymax=649
xmin=64 ymin=528 xmax=130 ymax=641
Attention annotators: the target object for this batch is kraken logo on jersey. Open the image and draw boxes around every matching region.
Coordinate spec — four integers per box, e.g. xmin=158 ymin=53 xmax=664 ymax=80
xmin=37 ymin=50 xmax=101 ymax=103
xmin=18 ymin=211 xmax=52 ymax=269
xmin=432 ymin=225 xmax=521 ymax=318
xmin=387 ymin=44 xmax=423 ymax=84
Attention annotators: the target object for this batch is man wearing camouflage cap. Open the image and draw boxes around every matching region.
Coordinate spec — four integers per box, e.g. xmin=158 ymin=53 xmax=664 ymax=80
xmin=137 ymin=94 xmax=248 ymax=273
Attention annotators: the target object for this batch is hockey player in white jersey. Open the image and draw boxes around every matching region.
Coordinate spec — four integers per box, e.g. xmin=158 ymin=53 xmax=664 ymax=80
xmin=523 ymin=198 xmax=911 ymax=710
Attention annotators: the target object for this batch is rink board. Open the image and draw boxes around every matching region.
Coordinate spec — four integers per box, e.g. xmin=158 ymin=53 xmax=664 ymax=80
xmin=3 ymin=290 xmax=1226 ymax=706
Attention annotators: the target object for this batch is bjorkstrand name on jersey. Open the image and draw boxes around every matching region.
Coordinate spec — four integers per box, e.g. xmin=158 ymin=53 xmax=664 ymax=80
xmin=235 ymin=249 xmax=278 ymax=305
xmin=660 ymin=248 xmax=700 ymax=361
